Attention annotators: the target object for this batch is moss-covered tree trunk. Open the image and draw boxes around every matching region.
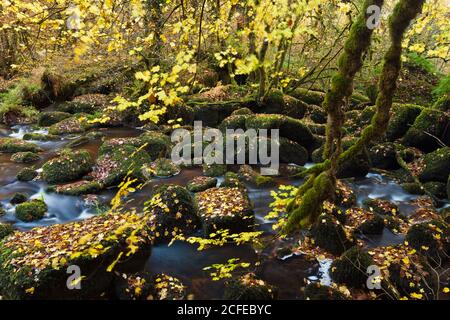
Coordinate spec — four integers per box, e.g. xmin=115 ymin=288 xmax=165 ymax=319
xmin=284 ymin=0 xmax=425 ymax=233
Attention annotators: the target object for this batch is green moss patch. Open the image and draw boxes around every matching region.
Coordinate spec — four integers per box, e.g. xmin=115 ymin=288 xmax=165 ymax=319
xmin=0 ymin=138 xmax=42 ymax=153
xmin=15 ymin=199 xmax=47 ymax=222
xmin=42 ymin=149 xmax=93 ymax=183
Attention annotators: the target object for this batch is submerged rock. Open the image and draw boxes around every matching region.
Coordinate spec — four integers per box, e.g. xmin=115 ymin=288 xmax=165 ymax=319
xmin=196 ymin=187 xmax=254 ymax=235
xmin=0 ymin=137 xmax=42 ymax=153
xmin=42 ymin=149 xmax=93 ymax=184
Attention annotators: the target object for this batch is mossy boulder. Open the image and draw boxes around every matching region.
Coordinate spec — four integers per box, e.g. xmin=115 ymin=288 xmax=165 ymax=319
xmin=261 ymin=91 xmax=307 ymax=119
xmin=54 ymin=180 xmax=102 ymax=196
xmin=330 ymin=246 xmax=374 ymax=288
xmin=406 ymin=220 xmax=449 ymax=261
xmin=148 ymin=274 xmax=186 ymax=300
xmin=92 ymin=144 xmax=151 ymax=187
xmin=310 ymin=214 xmax=354 ymax=255
xmin=187 ymin=176 xmax=217 ymax=192
xmin=42 ymin=149 xmax=93 ymax=183
xmin=142 ymin=159 xmax=180 ymax=179
xmin=65 ymin=131 xmax=105 ymax=148
xmin=386 ymin=103 xmax=423 ymax=141
xmin=196 ymin=187 xmax=253 ymax=235
xmin=218 ymin=114 xmax=249 ymax=131
xmin=37 ymin=111 xmax=71 ymax=127
xmin=291 ymin=88 xmax=325 ymax=105
xmin=139 ymin=131 xmax=172 ymax=160
xmin=10 ymin=151 xmax=40 ymax=163
xmin=357 ymin=215 xmax=385 ymax=235
xmin=401 ymin=182 xmax=425 ymax=195
xmin=55 ymin=101 xmax=98 ymax=114
xmin=237 ymin=165 xmax=275 ymax=188
xmin=114 ymin=272 xmax=153 ymax=300
xmin=202 ymin=163 xmax=227 ymax=177
xmin=224 ymin=273 xmax=277 ymax=300
xmin=279 ymin=137 xmax=309 ymax=165
xmin=0 ymin=138 xmax=42 ymax=153
xmin=0 ymin=211 xmax=153 ymax=299
xmin=369 ymin=142 xmax=402 ymax=170
xmin=15 ymin=199 xmax=47 ymax=222
xmin=23 ymin=132 xmax=59 ymax=141
xmin=303 ymin=283 xmax=347 ymax=300
xmin=48 ymin=115 xmax=92 ymax=135
xmin=402 ymin=109 xmax=450 ymax=152
xmin=306 ymin=105 xmax=327 ymax=124
xmin=231 ymin=107 xmax=253 ymax=116
xmin=220 ymin=171 xmax=245 ymax=189
xmin=418 ymin=147 xmax=450 ymax=183
xmin=16 ymin=167 xmax=38 ymax=181
xmin=145 ymin=184 xmax=198 ymax=242
xmin=423 ymin=181 xmax=447 ymax=199
xmin=10 ymin=192 xmax=28 ymax=205
xmin=0 ymin=223 xmax=13 ymax=240
xmin=363 ymin=198 xmax=399 ymax=216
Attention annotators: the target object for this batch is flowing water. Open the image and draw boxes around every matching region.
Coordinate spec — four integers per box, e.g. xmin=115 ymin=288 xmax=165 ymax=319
xmin=0 ymin=124 xmax=448 ymax=299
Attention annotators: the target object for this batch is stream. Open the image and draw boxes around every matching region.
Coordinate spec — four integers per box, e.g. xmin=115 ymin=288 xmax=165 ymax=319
xmin=0 ymin=123 xmax=448 ymax=299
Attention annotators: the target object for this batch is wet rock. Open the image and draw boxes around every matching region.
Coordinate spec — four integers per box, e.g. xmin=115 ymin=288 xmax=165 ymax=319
xmin=330 ymin=246 xmax=374 ymax=288
xmin=92 ymin=144 xmax=150 ymax=187
xmin=54 ymin=180 xmax=103 ymax=196
xmin=142 ymin=159 xmax=180 ymax=179
xmin=345 ymin=207 xmax=385 ymax=235
xmin=65 ymin=131 xmax=105 ymax=148
xmin=423 ymin=181 xmax=447 ymax=199
xmin=10 ymin=192 xmax=28 ymax=205
xmin=386 ymin=103 xmax=423 ymax=141
xmin=10 ymin=151 xmax=40 ymax=163
xmin=187 ymin=176 xmax=217 ymax=193
xmin=16 ymin=167 xmax=38 ymax=181
xmin=146 ymin=184 xmax=198 ymax=242
xmin=303 ymin=283 xmax=347 ymax=300
xmin=237 ymin=165 xmax=276 ymax=188
xmin=402 ymin=108 xmax=450 ymax=152
xmin=0 ymin=137 xmax=42 ymax=153
xmin=363 ymin=198 xmax=399 ymax=216
xmin=0 ymin=223 xmax=13 ymax=240
xmin=42 ymin=149 xmax=93 ymax=183
xmin=406 ymin=220 xmax=449 ymax=262
xmin=15 ymin=199 xmax=47 ymax=222
xmin=23 ymin=132 xmax=59 ymax=141
xmin=202 ymin=163 xmax=227 ymax=177
xmin=310 ymin=214 xmax=354 ymax=255
xmin=0 ymin=211 xmax=153 ymax=299
xmin=401 ymin=182 xmax=425 ymax=195
xmin=37 ymin=111 xmax=71 ymax=127
xmin=224 ymin=273 xmax=277 ymax=300
xmin=48 ymin=115 xmax=92 ymax=135
xmin=196 ymin=187 xmax=254 ymax=235
xmin=418 ymin=147 xmax=450 ymax=183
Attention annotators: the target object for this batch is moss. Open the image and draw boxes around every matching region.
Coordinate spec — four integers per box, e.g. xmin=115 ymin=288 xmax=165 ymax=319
xmin=231 ymin=107 xmax=253 ymax=116
xmin=202 ymin=163 xmax=227 ymax=177
xmin=402 ymin=109 xmax=449 ymax=152
xmin=15 ymin=199 xmax=47 ymax=222
xmin=10 ymin=192 xmax=28 ymax=205
xmin=401 ymin=182 xmax=425 ymax=195
xmin=187 ymin=176 xmax=217 ymax=193
xmin=146 ymin=184 xmax=198 ymax=242
xmin=224 ymin=273 xmax=277 ymax=300
xmin=369 ymin=142 xmax=402 ymax=170
xmin=303 ymin=283 xmax=347 ymax=300
xmin=48 ymin=115 xmax=92 ymax=135
xmin=218 ymin=114 xmax=249 ymax=131
xmin=114 ymin=272 xmax=153 ymax=300
xmin=330 ymin=246 xmax=374 ymax=288
xmin=432 ymin=95 xmax=450 ymax=112
xmin=55 ymin=101 xmax=98 ymax=114
xmin=418 ymin=147 xmax=450 ymax=183
xmin=10 ymin=151 xmax=40 ymax=163
xmin=406 ymin=220 xmax=448 ymax=261
xmin=386 ymin=103 xmax=423 ymax=141
xmin=42 ymin=149 xmax=93 ymax=183
xmin=37 ymin=111 xmax=71 ymax=127
xmin=55 ymin=181 xmax=102 ymax=196
xmin=0 ymin=137 xmax=42 ymax=153
xmin=237 ymin=165 xmax=275 ymax=188
xmin=279 ymin=137 xmax=309 ymax=165
xmin=306 ymin=105 xmax=327 ymax=124
xmin=142 ymin=158 xmax=180 ymax=178
xmin=310 ymin=214 xmax=354 ymax=255
xmin=423 ymin=181 xmax=447 ymax=199
xmin=357 ymin=215 xmax=385 ymax=235
xmin=0 ymin=223 xmax=13 ymax=240
xmin=363 ymin=198 xmax=399 ymax=216
xmin=261 ymin=91 xmax=307 ymax=118
xmin=139 ymin=131 xmax=172 ymax=160
xmin=291 ymin=88 xmax=325 ymax=105
xmin=66 ymin=131 xmax=105 ymax=148
xmin=220 ymin=171 xmax=245 ymax=189
xmin=16 ymin=167 xmax=38 ymax=181
xmin=22 ymin=133 xmax=59 ymax=141
xmin=196 ymin=187 xmax=253 ymax=235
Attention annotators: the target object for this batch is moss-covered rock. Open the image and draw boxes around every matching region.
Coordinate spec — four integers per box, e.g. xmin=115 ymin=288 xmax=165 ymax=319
xmin=303 ymin=283 xmax=347 ymax=300
xmin=363 ymin=198 xmax=399 ymax=216
xmin=310 ymin=214 xmax=354 ymax=255
xmin=334 ymin=180 xmax=356 ymax=208
xmin=406 ymin=220 xmax=449 ymax=261
xmin=306 ymin=105 xmax=327 ymax=124
xmin=92 ymin=144 xmax=151 ymax=187
xmin=418 ymin=147 xmax=450 ymax=183
xmin=48 ymin=115 xmax=92 ymax=135
xmin=218 ymin=114 xmax=249 ymax=131
xmin=114 ymin=272 xmax=153 ymax=300
xmin=22 ymin=132 xmax=59 ymax=141
xmin=148 ymin=274 xmax=186 ymax=300
xmin=65 ymin=131 xmax=105 ymax=148
xmin=202 ymin=163 xmax=227 ymax=177
xmin=15 ymin=199 xmax=47 ymax=222
xmin=145 ymin=184 xmax=198 ymax=242
xmin=142 ymin=159 xmax=180 ymax=179
xmin=369 ymin=142 xmax=402 ymax=170
xmin=279 ymin=137 xmax=309 ymax=165
xmin=139 ymin=131 xmax=172 ymax=160
xmin=291 ymin=88 xmax=325 ymax=105
xmin=330 ymin=246 xmax=374 ymax=288
xmin=55 ymin=101 xmax=98 ymax=114
xmin=423 ymin=181 xmax=447 ymax=199
xmin=231 ymin=107 xmax=253 ymax=116
xmin=10 ymin=192 xmax=28 ymax=205
xmin=0 ymin=210 xmax=153 ymax=299
xmin=37 ymin=111 xmax=71 ymax=127
xmin=402 ymin=109 xmax=450 ymax=152
xmin=0 ymin=223 xmax=13 ymax=240
xmin=54 ymin=180 xmax=102 ymax=196
xmin=187 ymin=176 xmax=217 ymax=193
xmin=196 ymin=187 xmax=253 ymax=235
xmin=432 ymin=95 xmax=450 ymax=112
xmin=42 ymin=149 xmax=93 ymax=183
xmin=224 ymin=273 xmax=277 ymax=300
xmin=10 ymin=151 xmax=40 ymax=163
xmin=16 ymin=167 xmax=38 ymax=181
xmin=401 ymin=182 xmax=425 ymax=195
xmin=386 ymin=103 xmax=423 ymax=141
xmin=0 ymin=137 xmax=42 ymax=153
xmin=261 ymin=91 xmax=307 ymax=119
xmin=237 ymin=165 xmax=275 ymax=188
xmin=220 ymin=171 xmax=245 ymax=189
